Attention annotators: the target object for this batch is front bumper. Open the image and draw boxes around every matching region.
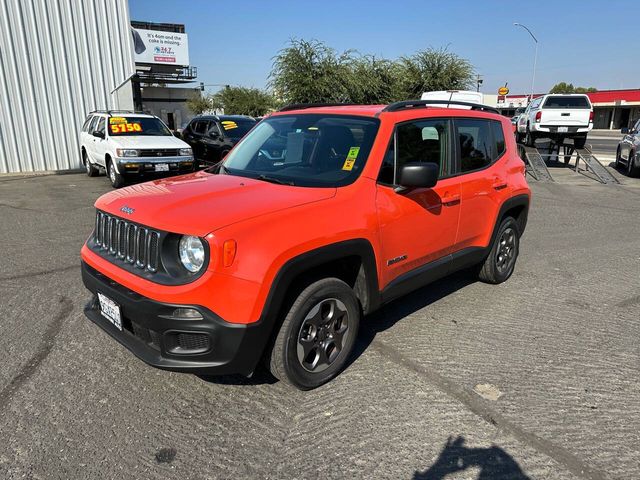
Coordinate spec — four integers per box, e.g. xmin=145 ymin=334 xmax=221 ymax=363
xmin=81 ymin=261 xmax=268 ymax=376
xmin=116 ymin=156 xmax=194 ymax=174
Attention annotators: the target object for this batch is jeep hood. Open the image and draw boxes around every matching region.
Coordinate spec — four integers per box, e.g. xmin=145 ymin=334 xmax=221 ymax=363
xmin=95 ymin=171 xmax=337 ymax=236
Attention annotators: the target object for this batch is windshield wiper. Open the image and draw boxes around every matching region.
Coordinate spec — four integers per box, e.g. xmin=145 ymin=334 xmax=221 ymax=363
xmin=257 ymin=174 xmax=294 ymax=186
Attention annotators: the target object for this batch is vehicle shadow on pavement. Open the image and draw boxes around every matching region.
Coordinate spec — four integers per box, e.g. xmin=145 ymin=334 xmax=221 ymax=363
xmin=349 ymin=269 xmax=477 ymax=370
xmin=413 ymin=435 xmax=530 ymax=480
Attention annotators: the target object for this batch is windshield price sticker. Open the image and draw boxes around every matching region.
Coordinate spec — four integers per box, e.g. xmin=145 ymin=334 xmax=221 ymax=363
xmin=110 ymin=123 xmax=142 ymax=134
xmin=342 ymin=146 xmax=360 ymax=171
xmin=109 ymin=117 xmax=128 ymax=125
xmin=221 ymin=120 xmax=238 ymax=130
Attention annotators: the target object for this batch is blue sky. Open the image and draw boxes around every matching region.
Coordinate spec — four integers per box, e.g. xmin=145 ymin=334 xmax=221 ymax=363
xmin=129 ymin=0 xmax=639 ymax=95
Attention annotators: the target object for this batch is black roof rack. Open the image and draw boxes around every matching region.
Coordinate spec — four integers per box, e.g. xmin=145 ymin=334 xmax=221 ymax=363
xmin=278 ymin=103 xmax=359 ymax=112
xmin=381 ymin=100 xmax=500 ymax=114
xmin=89 ymin=110 xmax=145 ymax=115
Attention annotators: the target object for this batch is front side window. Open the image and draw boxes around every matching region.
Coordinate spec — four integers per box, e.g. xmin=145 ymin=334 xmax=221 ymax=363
xmin=222 ymin=114 xmax=380 ymax=187
xmin=456 ymin=118 xmax=493 ymax=172
xmin=194 ymin=120 xmax=209 ymax=134
xmin=378 ymin=119 xmax=450 ymax=185
xmin=95 ymin=117 xmax=106 ymax=136
xmin=107 ymin=116 xmax=172 ymax=136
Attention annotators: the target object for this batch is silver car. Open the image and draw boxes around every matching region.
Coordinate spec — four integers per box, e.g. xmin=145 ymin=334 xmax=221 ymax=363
xmin=617 ymin=119 xmax=640 ymax=177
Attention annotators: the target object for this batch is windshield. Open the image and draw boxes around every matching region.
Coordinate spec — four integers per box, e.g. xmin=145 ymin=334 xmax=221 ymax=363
xmin=543 ymin=96 xmax=591 ymax=109
xmin=220 ymin=119 xmax=256 ymax=140
xmin=108 ymin=116 xmax=172 ymax=136
xmin=221 ymin=114 xmax=380 ymax=187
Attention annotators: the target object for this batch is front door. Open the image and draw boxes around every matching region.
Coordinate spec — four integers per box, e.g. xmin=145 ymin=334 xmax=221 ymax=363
xmin=376 ymin=118 xmax=461 ymax=289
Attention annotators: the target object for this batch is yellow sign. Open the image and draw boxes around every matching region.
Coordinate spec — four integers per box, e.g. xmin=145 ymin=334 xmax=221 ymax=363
xmin=221 ymin=120 xmax=238 ymax=130
xmin=342 ymin=146 xmax=360 ymax=171
xmin=110 ymin=123 xmax=142 ymax=134
xmin=498 ymin=87 xmax=510 ymax=96
xmin=109 ymin=117 xmax=127 ymax=124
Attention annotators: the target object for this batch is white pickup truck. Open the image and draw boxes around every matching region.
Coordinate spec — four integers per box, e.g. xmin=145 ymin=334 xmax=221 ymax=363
xmin=516 ymin=94 xmax=593 ymax=148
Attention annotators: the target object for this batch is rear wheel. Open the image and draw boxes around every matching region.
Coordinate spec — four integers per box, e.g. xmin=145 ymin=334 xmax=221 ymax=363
xmin=83 ymin=150 xmax=99 ymax=177
xmin=524 ymin=127 xmax=536 ymax=147
xmin=268 ymin=278 xmax=360 ymax=390
xmin=107 ymin=159 xmax=126 ymax=188
xmin=478 ymin=217 xmax=520 ymax=284
xmin=628 ymin=151 xmax=640 ymax=177
xmin=573 ymin=135 xmax=587 ymax=149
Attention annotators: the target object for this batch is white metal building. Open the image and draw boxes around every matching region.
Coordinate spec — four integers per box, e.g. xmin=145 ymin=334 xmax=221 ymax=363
xmin=0 ymin=0 xmax=134 ymax=173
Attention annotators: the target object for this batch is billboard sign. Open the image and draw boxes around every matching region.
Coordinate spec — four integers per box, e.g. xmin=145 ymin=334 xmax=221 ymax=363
xmin=132 ymin=28 xmax=189 ymax=66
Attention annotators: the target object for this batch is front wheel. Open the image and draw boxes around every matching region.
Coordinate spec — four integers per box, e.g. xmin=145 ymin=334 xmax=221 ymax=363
xmin=524 ymin=128 xmax=536 ymax=147
xmin=615 ymin=148 xmax=622 ymax=169
xmin=478 ymin=217 xmax=520 ymax=284
xmin=268 ymin=278 xmax=360 ymax=390
xmin=628 ymin=151 xmax=640 ymax=177
xmin=107 ymin=160 xmax=126 ymax=188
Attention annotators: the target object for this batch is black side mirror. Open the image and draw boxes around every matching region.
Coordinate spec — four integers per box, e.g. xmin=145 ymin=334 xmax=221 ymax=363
xmin=621 ymin=127 xmax=629 ymax=134
xmin=397 ymin=162 xmax=439 ymax=191
xmin=92 ymin=131 xmax=104 ymax=139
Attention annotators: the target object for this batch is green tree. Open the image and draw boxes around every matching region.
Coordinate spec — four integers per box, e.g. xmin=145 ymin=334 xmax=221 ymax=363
xmin=269 ymin=39 xmax=475 ymax=105
xmin=210 ymin=86 xmax=276 ymax=117
xmin=549 ymin=82 xmax=597 ymax=94
xmin=186 ymin=93 xmax=213 ymax=115
xmin=394 ymin=47 xmax=475 ymax=99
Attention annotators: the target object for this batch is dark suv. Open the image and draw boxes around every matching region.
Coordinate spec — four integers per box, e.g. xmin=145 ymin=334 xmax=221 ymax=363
xmin=182 ymin=115 xmax=257 ymax=166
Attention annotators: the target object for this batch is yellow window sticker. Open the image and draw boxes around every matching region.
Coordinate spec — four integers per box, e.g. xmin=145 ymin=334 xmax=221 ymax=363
xmin=342 ymin=146 xmax=360 ymax=171
xmin=221 ymin=120 xmax=238 ymax=130
xmin=109 ymin=117 xmax=127 ymax=124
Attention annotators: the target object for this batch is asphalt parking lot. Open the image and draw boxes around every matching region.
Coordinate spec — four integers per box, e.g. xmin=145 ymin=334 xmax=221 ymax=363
xmin=1 ymin=170 xmax=639 ymax=480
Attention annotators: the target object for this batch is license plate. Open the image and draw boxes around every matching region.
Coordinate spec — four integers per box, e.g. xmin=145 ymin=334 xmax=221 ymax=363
xmin=97 ymin=292 xmax=122 ymax=331
xmin=155 ymin=163 xmax=169 ymax=172
xmin=558 ymin=126 xmax=568 ymax=133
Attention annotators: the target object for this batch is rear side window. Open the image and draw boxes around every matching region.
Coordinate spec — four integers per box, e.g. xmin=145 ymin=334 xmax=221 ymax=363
xmin=543 ymin=96 xmax=591 ymax=109
xmin=456 ymin=118 xmax=494 ymax=172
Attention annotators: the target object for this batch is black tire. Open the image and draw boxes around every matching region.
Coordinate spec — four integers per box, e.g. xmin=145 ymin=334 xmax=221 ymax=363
xmin=628 ymin=151 xmax=640 ymax=177
xmin=268 ymin=278 xmax=360 ymax=390
xmin=107 ymin=159 xmax=126 ymax=188
xmin=573 ymin=135 xmax=587 ymax=149
xmin=83 ymin=150 xmax=99 ymax=177
xmin=524 ymin=127 xmax=536 ymax=147
xmin=478 ymin=217 xmax=520 ymax=284
xmin=615 ymin=148 xmax=622 ymax=169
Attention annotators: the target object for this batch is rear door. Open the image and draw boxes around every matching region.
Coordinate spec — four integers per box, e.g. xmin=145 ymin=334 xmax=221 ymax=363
xmin=541 ymin=95 xmax=592 ymax=127
xmin=376 ymin=117 xmax=461 ymax=288
xmin=92 ymin=117 xmax=108 ymax=166
xmin=454 ymin=118 xmax=511 ymax=251
xmin=85 ymin=115 xmax=101 ymax=163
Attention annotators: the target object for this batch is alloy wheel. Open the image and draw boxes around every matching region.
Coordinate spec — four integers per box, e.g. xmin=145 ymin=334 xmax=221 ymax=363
xmin=496 ymin=227 xmax=517 ymax=275
xmin=296 ymin=298 xmax=349 ymax=373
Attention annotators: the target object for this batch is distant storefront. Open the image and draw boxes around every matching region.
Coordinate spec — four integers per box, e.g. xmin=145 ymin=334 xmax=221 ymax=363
xmin=496 ymin=89 xmax=640 ymax=130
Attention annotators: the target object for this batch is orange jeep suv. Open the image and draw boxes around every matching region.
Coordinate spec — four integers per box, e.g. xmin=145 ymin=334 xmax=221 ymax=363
xmin=81 ymin=100 xmax=531 ymax=389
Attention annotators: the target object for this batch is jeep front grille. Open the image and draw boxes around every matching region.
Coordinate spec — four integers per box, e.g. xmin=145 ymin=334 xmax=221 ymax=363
xmin=94 ymin=211 xmax=160 ymax=272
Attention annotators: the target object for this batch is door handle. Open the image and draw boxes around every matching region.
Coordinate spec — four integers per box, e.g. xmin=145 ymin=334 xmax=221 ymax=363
xmin=492 ymin=179 xmax=508 ymax=190
xmin=441 ymin=193 xmax=460 ymax=205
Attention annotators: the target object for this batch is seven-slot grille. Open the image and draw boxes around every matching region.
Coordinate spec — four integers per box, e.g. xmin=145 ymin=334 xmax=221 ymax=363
xmin=138 ymin=149 xmax=180 ymax=157
xmin=94 ymin=211 xmax=160 ymax=272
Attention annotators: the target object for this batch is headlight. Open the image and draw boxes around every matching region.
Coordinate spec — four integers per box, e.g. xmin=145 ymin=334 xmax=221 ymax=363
xmin=179 ymin=148 xmax=193 ymax=156
xmin=178 ymin=235 xmax=205 ymax=273
xmin=116 ymin=149 xmax=139 ymax=157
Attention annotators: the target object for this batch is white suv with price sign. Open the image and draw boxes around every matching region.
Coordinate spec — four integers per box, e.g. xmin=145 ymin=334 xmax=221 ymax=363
xmin=80 ymin=111 xmax=194 ymax=188
xmin=516 ymin=94 xmax=593 ymax=148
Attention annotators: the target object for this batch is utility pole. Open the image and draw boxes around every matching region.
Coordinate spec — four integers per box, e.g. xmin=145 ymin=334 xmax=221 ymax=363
xmin=476 ymin=74 xmax=483 ymax=93
xmin=514 ymin=23 xmax=539 ymax=103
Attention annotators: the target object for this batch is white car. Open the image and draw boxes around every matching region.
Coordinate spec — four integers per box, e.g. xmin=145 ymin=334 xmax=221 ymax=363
xmin=421 ymin=90 xmax=485 ymax=107
xmin=80 ymin=111 xmax=194 ymax=188
xmin=516 ymin=94 xmax=593 ymax=148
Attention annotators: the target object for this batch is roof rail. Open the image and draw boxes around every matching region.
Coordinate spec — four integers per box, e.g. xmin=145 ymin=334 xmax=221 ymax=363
xmin=88 ymin=110 xmax=144 ymax=115
xmin=278 ymin=103 xmax=358 ymax=112
xmin=382 ymin=100 xmax=500 ymax=114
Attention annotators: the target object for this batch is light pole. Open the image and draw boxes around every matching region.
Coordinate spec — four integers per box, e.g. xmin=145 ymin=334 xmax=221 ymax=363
xmin=514 ymin=22 xmax=538 ymax=103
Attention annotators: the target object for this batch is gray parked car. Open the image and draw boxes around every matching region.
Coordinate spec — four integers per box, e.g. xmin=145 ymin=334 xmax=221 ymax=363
xmin=617 ymin=119 xmax=640 ymax=177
